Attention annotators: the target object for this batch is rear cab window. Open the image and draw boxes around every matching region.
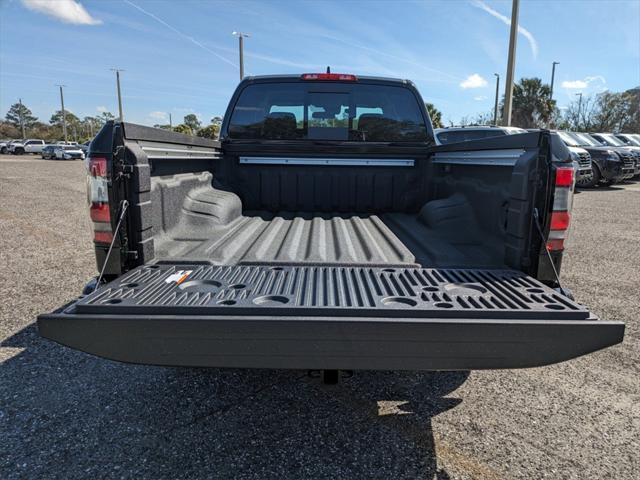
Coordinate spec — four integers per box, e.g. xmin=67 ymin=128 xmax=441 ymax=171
xmin=226 ymin=80 xmax=429 ymax=142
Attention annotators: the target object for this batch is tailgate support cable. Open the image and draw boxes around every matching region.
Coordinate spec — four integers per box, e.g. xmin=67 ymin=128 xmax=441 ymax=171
xmin=96 ymin=200 xmax=129 ymax=289
xmin=533 ymin=208 xmax=563 ymax=291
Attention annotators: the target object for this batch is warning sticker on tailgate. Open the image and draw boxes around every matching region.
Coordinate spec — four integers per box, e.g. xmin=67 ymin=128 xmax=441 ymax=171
xmin=164 ymin=270 xmax=192 ymax=285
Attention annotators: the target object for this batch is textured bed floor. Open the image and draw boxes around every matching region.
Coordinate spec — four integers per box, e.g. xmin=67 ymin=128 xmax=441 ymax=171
xmin=154 ymin=211 xmax=504 ymax=268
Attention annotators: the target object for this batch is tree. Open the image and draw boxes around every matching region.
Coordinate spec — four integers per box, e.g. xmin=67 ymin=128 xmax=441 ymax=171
xmin=561 ymin=89 xmax=638 ymax=133
xmin=622 ymin=87 xmax=639 ymax=133
xmin=183 ymin=114 xmax=201 ymax=131
xmin=0 ymin=121 xmax=20 ymax=139
xmin=211 ymin=116 xmax=223 ymax=125
xmin=50 ymin=109 xmax=80 ymax=127
xmin=507 ymin=78 xmax=555 ymax=129
xmin=425 ymin=103 xmax=443 ymax=128
xmin=5 ymin=102 xmax=38 ymax=131
xmin=456 ymin=111 xmax=494 ymax=127
xmin=173 ymin=124 xmax=193 ymax=136
xmin=197 ymin=124 xmax=220 ymax=139
xmin=98 ymin=112 xmax=116 ymax=124
xmin=80 ymin=116 xmax=102 ymax=138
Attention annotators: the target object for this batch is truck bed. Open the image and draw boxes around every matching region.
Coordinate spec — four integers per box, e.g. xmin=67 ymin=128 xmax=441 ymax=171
xmin=154 ymin=211 xmax=504 ymax=268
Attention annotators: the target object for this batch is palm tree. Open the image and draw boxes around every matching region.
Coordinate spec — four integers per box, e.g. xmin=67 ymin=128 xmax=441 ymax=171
xmin=425 ymin=103 xmax=444 ymax=128
xmin=508 ymin=78 xmax=556 ymax=128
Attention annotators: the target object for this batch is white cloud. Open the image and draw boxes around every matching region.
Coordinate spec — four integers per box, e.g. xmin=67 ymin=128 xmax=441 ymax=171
xmin=561 ymin=80 xmax=588 ymax=89
xmin=561 ymin=76 xmax=607 ymax=91
xmin=471 ymin=0 xmax=538 ymax=58
xmin=460 ymin=74 xmax=488 ymax=89
xmin=96 ymin=106 xmax=108 ymax=113
xmin=149 ymin=111 xmax=169 ymax=122
xmin=22 ymin=0 xmax=101 ymax=25
xmin=474 ymin=95 xmax=488 ymax=101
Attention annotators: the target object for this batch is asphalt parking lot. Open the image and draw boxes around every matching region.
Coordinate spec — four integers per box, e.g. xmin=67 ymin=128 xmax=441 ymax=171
xmin=0 ymin=154 xmax=638 ymax=479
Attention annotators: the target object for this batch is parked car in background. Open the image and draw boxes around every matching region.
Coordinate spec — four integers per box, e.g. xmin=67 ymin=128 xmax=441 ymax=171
xmin=9 ymin=139 xmax=46 ymax=155
xmin=53 ymin=144 xmax=85 ymax=160
xmin=580 ymin=132 xmax=636 ymax=181
xmin=591 ymin=133 xmax=640 ymax=177
xmin=564 ymin=145 xmax=593 ymax=187
xmin=434 ymin=125 xmax=527 ymax=144
xmin=557 ymin=131 xmax=633 ymax=186
xmin=615 ymin=133 xmax=640 ymax=147
xmin=41 ymin=145 xmax=58 ymax=159
xmin=79 ymin=141 xmax=91 ymax=154
xmin=1 ymin=139 xmax=22 ymax=154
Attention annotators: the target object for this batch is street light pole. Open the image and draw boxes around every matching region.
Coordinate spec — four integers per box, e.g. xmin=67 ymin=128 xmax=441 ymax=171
xmin=493 ymin=73 xmax=500 ymax=125
xmin=502 ymin=0 xmax=519 ymax=126
xmin=232 ymin=31 xmax=250 ymax=80
xmin=550 ymin=61 xmax=559 ymax=100
xmin=56 ymin=84 xmax=68 ymax=143
xmin=111 ymin=68 xmax=125 ymax=121
xmin=18 ymin=98 xmax=26 ymax=139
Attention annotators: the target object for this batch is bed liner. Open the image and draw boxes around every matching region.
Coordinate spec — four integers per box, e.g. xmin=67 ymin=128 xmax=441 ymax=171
xmin=73 ymin=264 xmax=588 ymax=320
xmin=154 ymin=211 xmax=504 ymax=268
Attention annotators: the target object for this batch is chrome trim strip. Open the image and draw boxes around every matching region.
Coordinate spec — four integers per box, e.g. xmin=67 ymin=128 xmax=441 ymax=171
xmin=432 ymin=149 xmax=524 ymax=166
xmin=239 ymin=157 xmax=415 ymax=167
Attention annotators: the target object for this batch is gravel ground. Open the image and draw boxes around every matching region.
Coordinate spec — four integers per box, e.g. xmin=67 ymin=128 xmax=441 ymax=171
xmin=1 ymin=155 xmax=638 ymax=479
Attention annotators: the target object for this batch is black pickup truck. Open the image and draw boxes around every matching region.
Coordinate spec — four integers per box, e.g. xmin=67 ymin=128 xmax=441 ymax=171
xmin=38 ymin=73 xmax=623 ymax=372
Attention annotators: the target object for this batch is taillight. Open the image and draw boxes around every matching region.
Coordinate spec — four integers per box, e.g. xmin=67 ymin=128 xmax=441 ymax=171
xmin=546 ymin=166 xmax=574 ymax=252
xmin=301 ymin=73 xmax=357 ymax=81
xmin=87 ymin=157 xmax=112 ymax=244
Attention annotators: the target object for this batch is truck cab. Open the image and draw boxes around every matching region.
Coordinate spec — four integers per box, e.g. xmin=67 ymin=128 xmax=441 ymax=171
xmin=38 ymin=74 xmax=623 ymax=372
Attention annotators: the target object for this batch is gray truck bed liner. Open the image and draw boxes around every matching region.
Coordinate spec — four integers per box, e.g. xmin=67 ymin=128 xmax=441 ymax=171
xmin=154 ymin=211 xmax=504 ymax=268
xmin=75 ymin=264 xmax=589 ymax=320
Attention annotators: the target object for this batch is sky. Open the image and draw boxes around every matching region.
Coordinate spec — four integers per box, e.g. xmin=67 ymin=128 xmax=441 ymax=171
xmin=1 ymin=0 xmax=639 ymax=127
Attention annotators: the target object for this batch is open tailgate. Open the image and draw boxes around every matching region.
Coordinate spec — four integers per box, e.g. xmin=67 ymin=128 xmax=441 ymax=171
xmin=38 ymin=264 xmax=623 ymax=370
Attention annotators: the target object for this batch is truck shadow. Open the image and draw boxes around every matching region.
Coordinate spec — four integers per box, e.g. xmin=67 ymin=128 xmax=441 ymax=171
xmin=578 ymin=184 xmax=627 ymax=192
xmin=1 ymin=324 xmax=468 ymax=479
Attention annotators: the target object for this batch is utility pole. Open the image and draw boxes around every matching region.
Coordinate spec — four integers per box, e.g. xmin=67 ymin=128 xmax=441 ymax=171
xmin=493 ymin=73 xmax=500 ymax=125
xmin=232 ymin=31 xmax=250 ymax=80
xmin=111 ymin=68 xmax=125 ymax=121
xmin=575 ymin=92 xmax=583 ymax=128
xmin=56 ymin=85 xmax=68 ymax=143
xmin=18 ymin=98 xmax=26 ymax=139
xmin=169 ymin=113 xmax=172 ymax=128
xmin=502 ymin=0 xmax=519 ymax=126
xmin=550 ymin=61 xmax=559 ymax=100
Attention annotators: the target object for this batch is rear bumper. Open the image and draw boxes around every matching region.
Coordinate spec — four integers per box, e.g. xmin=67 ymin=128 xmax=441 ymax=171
xmin=38 ymin=311 xmax=624 ymax=371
